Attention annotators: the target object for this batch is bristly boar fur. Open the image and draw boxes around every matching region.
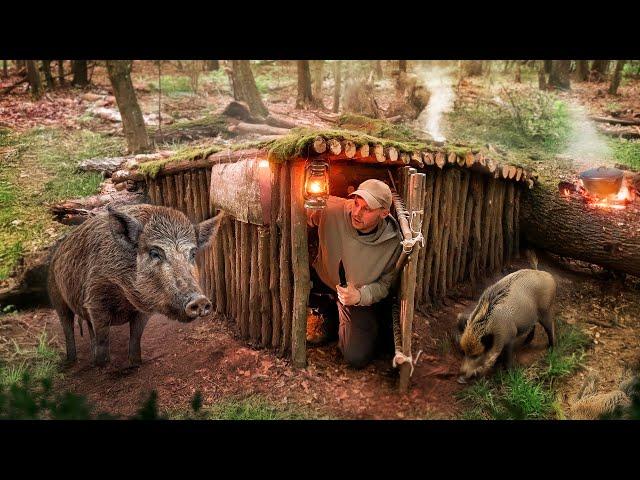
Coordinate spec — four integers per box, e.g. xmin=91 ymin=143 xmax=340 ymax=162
xmin=47 ymin=204 xmax=222 ymax=367
xmin=458 ymin=266 xmax=557 ymax=381
xmin=570 ymin=372 xmax=638 ymax=419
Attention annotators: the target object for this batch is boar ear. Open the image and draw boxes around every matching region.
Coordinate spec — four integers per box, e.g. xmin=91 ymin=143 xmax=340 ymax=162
xmin=480 ymin=333 xmax=494 ymax=351
xmin=108 ymin=206 xmax=143 ymax=249
xmin=195 ymin=211 xmax=223 ymax=250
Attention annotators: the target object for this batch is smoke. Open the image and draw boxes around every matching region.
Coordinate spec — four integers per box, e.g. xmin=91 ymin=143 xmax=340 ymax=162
xmin=563 ymin=103 xmax=615 ymax=171
xmin=416 ymin=65 xmax=456 ymax=142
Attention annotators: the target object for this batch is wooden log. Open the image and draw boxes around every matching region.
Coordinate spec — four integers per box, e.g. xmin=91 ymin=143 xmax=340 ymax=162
xmin=424 ymin=152 xmax=434 ymax=166
xmin=446 ymin=169 xmax=462 ymax=290
xmin=226 ymin=219 xmax=236 ymax=317
xmin=198 ymin=170 xmax=211 ymax=219
xmin=435 ymin=169 xmax=455 ymax=299
xmin=487 ymin=180 xmax=499 ymax=273
xmin=480 ymin=178 xmax=496 ymax=276
xmin=502 ymin=165 xmax=510 ymax=179
xmin=515 ymin=167 xmax=523 ymax=182
xmin=312 ymin=136 xmax=327 ymax=154
xmin=279 ymin=164 xmax=293 ymax=355
xmin=162 ymin=175 xmax=174 ymax=208
xmin=486 ymin=158 xmax=497 ymax=173
xmin=400 ymin=152 xmax=410 ymax=165
xmin=240 ymin=221 xmax=251 ymax=339
xmin=356 ymin=143 xmax=369 ymax=159
xmin=446 ymin=152 xmax=456 ymax=164
xmin=269 ymin=162 xmax=282 ymax=349
xmin=234 ymin=121 xmax=290 ymax=136
xmin=327 ymin=138 xmax=342 ymax=156
xmin=373 ymin=144 xmax=385 ymax=162
xmin=184 ymin=171 xmax=194 ymax=222
xmin=458 ymin=187 xmax=474 ymax=283
xmin=258 ymin=225 xmax=272 ymax=348
xmin=457 ymin=154 xmax=466 ymax=167
xmin=290 ymin=161 xmax=309 ymax=368
xmin=205 ymin=169 xmax=212 ymax=217
xmin=503 ymin=182 xmax=515 ymax=266
xmin=435 ymin=152 xmax=446 ymax=169
xmin=249 ymin=225 xmax=260 ymax=344
xmin=213 ymin=216 xmax=226 ymax=315
xmin=411 ymin=151 xmax=423 ymax=168
xmin=469 ymin=174 xmax=484 ymax=289
xmin=191 ymin=170 xmax=203 ymax=222
xmin=494 ymin=181 xmax=505 ymax=272
xmin=475 ymin=152 xmax=486 ymax=167
xmin=453 ymin=170 xmax=471 ymax=284
xmin=385 ymin=146 xmax=398 ymax=162
xmin=415 ymin=173 xmax=434 ymax=307
xmin=422 ymin=169 xmax=443 ymax=304
xmin=235 ymin=220 xmax=242 ymax=326
xmin=465 ymin=152 xmax=475 ymax=168
xmin=398 ymin=172 xmax=426 ymax=393
xmin=514 ymin=186 xmax=521 ymax=259
xmin=590 ymin=116 xmax=640 ymax=126
xmin=342 ymin=140 xmax=356 ymax=158
xmin=175 ymin=172 xmax=185 ymax=213
xmin=508 ymin=165 xmax=517 ymax=180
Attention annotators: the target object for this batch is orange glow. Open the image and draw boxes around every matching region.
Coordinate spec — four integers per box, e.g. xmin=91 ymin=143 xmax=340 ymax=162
xmin=616 ymin=184 xmax=632 ymax=202
xmin=579 ymin=179 xmax=634 ymax=211
xmin=258 ymin=160 xmax=269 ymax=168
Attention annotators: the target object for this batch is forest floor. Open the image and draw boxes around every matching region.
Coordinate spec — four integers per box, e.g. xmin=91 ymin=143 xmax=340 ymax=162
xmin=1 ymin=62 xmax=639 ymax=419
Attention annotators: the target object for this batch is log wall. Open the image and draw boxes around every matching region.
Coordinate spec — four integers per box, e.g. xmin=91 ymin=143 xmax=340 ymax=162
xmin=145 ymin=160 xmax=522 ymax=356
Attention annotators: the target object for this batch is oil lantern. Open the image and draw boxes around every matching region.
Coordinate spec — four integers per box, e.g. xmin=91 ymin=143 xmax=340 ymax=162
xmin=303 ymin=160 xmax=329 ymax=209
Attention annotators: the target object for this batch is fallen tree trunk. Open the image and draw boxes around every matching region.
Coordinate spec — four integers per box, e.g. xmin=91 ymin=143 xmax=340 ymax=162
xmin=230 ymin=122 xmax=291 ymax=136
xmin=50 ymin=190 xmax=146 ymax=225
xmin=521 ymin=179 xmax=640 ymax=277
xmin=590 ymin=116 xmax=640 ymax=127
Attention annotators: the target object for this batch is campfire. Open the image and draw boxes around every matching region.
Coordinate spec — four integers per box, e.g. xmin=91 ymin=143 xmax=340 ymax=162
xmin=559 ymin=167 xmax=638 ymax=210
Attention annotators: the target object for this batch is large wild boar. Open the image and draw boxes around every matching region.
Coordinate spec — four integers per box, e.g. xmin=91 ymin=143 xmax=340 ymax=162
xmin=457 ymin=268 xmax=557 ymax=382
xmin=47 ymin=204 xmax=222 ymax=367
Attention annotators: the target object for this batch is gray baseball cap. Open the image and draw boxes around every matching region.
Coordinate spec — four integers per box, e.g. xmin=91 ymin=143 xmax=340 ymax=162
xmin=349 ymin=179 xmax=392 ymax=210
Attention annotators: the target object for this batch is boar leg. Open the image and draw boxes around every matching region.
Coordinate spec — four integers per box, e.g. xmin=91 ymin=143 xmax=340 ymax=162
xmin=128 ymin=315 xmax=149 ymax=367
xmin=502 ymin=342 xmax=515 ymax=370
xmin=58 ymin=307 xmax=77 ymax=364
xmin=523 ymin=327 xmax=535 ymax=346
xmin=539 ymin=309 xmax=556 ymax=348
xmin=87 ymin=308 xmax=112 ymax=366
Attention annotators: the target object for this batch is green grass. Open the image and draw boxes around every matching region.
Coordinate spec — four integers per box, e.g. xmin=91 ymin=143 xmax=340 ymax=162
xmin=458 ymin=320 xmax=589 ymax=420
xmin=0 ymin=330 xmax=61 ymax=387
xmin=446 ymin=87 xmax=571 ymax=166
xmin=0 ymin=127 xmax=124 ymax=280
xmin=168 ymin=395 xmax=319 ymax=420
xmin=609 ymin=138 xmax=640 ymax=169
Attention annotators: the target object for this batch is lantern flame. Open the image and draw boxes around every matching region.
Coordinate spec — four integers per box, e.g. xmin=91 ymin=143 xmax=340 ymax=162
xmin=259 ymin=160 xmax=269 ymax=168
xmin=308 ymin=180 xmax=324 ymax=194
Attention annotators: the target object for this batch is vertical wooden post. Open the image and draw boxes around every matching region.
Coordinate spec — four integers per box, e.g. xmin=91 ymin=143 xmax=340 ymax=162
xmin=249 ymin=225 xmax=260 ymax=344
xmin=269 ymin=162 xmax=282 ymax=349
xmin=290 ymin=160 xmax=310 ymax=368
xmin=399 ymin=172 xmax=425 ymax=392
xmin=258 ymin=225 xmax=272 ymax=347
xmin=279 ymin=164 xmax=293 ymax=355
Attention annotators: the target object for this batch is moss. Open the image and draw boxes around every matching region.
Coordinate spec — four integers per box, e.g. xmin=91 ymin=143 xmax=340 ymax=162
xmin=336 ymin=114 xmax=419 ymax=142
xmin=148 ymin=114 xmax=230 ymax=139
xmin=137 ymin=144 xmax=224 ymax=178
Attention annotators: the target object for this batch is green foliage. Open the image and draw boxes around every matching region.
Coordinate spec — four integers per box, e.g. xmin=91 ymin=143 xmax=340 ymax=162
xmin=609 ymin=138 xmax=640 ymax=169
xmin=447 ymin=87 xmax=571 ymax=161
xmin=147 ymin=75 xmax=194 ymax=96
xmin=336 ymin=114 xmax=422 ymax=142
xmin=169 ymin=395 xmax=316 ymax=420
xmin=0 ymin=127 xmax=124 ymax=280
xmin=137 ymin=143 xmax=224 ymax=178
xmin=458 ymin=319 xmax=589 ymax=420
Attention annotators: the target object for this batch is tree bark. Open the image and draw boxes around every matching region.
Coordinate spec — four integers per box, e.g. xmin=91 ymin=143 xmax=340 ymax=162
xmin=538 ymin=61 xmax=547 ymax=90
xmin=205 ymin=60 xmax=219 ymax=71
xmin=230 ymin=60 xmax=268 ymax=118
xmin=375 ymin=60 xmax=383 ymax=79
xmin=311 ymin=60 xmax=324 ymax=104
xmin=106 ymin=60 xmax=151 ymax=154
xmin=576 ymin=60 xmax=590 ymax=82
xmin=544 ymin=60 xmax=552 ymax=74
xmin=296 ymin=60 xmax=318 ymax=109
xmin=592 ymin=60 xmax=610 ymax=75
xmin=333 ymin=60 xmax=341 ymax=113
xmin=608 ymin=60 xmax=626 ymax=95
xmin=521 ymin=180 xmax=640 ymax=277
xmin=548 ymin=60 xmax=571 ymax=90
xmin=398 ymin=60 xmax=407 ymax=73
xmin=72 ymin=60 xmax=89 ymax=87
xmin=3 ymin=60 xmax=7 ymax=79
xmin=57 ymin=60 xmax=65 ymax=86
xmin=25 ymin=60 xmax=42 ymax=99
xmin=41 ymin=60 xmax=55 ymax=89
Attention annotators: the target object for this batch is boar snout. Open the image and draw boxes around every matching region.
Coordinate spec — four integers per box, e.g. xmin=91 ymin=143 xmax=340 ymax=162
xmin=184 ymin=294 xmax=212 ymax=320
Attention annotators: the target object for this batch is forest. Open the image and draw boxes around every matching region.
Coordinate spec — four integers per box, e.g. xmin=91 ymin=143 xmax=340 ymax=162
xmin=0 ymin=59 xmax=639 ymax=420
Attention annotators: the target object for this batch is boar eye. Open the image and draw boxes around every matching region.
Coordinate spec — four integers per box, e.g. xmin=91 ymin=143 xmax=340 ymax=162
xmin=149 ymin=248 xmax=163 ymax=261
xmin=189 ymin=248 xmax=197 ymax=263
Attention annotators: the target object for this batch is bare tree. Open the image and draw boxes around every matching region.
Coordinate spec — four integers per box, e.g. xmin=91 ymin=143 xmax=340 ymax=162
xmin=591 ymin=60 xmax=610 ymax=76
xmin=311 ymin=60 xmax=325 ymax=108
xmin=548 ymin=60 xmax=571 ymax=90
xmin=57 ymin=60 xmax=65 ymax=86
xmin=538 ymin=61 xmax=547 ymax=90
xmin=333 ymin=60 xmax=341 ymax=113
xmin=2 ymin=60 xmax=7 ymax=79
xmin=375 ymin=60 xmax=383 ymax=79
xmin=229 ymin=60 xmax=268 ymax=118
xmin=576 ymin=60 xmax=589 ymax=81
xmin=72 ymin=60 xmax=89 ymax=87
xmin=26 ymin=60 xmax=42 ymax=99
xmin=42 ymin=61 xmax=55 ymax=89
xmin=608 ymin=60 xmax=626 ymax=95
xmin=106 ymin=60 xmax=151 ymax=154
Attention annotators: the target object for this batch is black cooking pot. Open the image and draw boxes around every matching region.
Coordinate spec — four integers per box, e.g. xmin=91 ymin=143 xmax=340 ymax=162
xmin=579 ymin=167 xmax=623 ymax=196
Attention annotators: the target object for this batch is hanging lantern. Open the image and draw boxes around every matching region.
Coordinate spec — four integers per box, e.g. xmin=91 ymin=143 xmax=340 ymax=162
xmin=303 ymin=160 xmax=330 ymax=209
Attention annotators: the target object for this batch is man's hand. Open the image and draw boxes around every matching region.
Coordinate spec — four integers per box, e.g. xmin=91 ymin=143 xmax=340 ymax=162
xmin=336 ymin=283 xmax=361 ymax=306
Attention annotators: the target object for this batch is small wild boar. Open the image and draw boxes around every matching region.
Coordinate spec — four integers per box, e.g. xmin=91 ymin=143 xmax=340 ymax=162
xmin=457 ymin=268 xmax=557 ymax=382
xmin=570 ymin=373 xmax=638 ymax=420
xmin=47 ymin=204 xmax=222 ymax=367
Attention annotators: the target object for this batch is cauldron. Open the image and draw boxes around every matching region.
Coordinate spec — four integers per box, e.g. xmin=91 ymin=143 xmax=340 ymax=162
xmin=579 ymin=167 xmax=623 ymax=196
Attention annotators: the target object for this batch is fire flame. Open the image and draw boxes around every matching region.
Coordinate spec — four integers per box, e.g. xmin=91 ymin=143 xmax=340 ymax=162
xmin=584 ymin=181 xmax=633 ymax=210
xmin=308 ymin=180 xmax=325 ymax=194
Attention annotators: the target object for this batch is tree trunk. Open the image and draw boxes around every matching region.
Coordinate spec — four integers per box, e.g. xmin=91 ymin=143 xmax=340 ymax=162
xmin=16 ymin=60 xmax=25 ymax=70
xmin=205 ymin=60 xmax=219 ymax=71
xmin=521 ymin=181 xmax=640 ymax=278
xmin=57 ymin=60 xmax=65 ymax=86
xmin=548 ymin=60 xmax=571 ymax=90
xmin=296 ymin=60 xmax=317 ymax=109
xmin=311 ymin=60 xmax=324 ymax=103
xmin=544 ymin=60 xmax=552 ymax=74
xmin=592 ymin=60 xmax=610 ymax=75
xmin=375 ymin=60 xmax=383 ymax=79
xmin=105 ymin=60 xmax=151 ymax=154
xmin=514 ymin=63 xmax=521 ymax=83
xmin=608 ymin=60 xmax=626 ymax=95
xmin=398 ymin=60 xmax=407 ymax=73
xmin=538 ymin=61 xmax=547 ymax=90
xmin=72 ymin=60 xmax=89 ymax=87
xmin=333 ymin=60 xmax=341 ymax=113
xmin=230 ymin=60 xmax=268 ymax=118
xmin=576 ymin=60 xmax=589 ymax=81
xmin=2 ymin=60 xmax=7 ymax=79
xmin=463 ymin=60 xmax=483 ymax=77
xmin=42 ymin=60 xmax=55 ymax=89
xmin=25 ymin=60 xmax=42 ymax=99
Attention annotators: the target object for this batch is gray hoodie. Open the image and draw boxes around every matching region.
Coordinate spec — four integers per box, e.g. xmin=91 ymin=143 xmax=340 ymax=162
xmin=308 ymin=195 xmax=403 ymax=306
